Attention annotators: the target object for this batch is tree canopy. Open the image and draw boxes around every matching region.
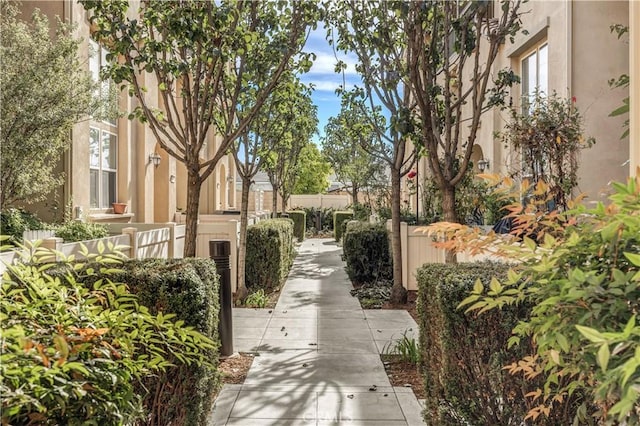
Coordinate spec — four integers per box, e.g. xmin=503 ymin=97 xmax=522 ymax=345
xmin=0 ymin=2 xmax=107 ymax=210
xmin=81 ymin=0 xmax=320 ymax=256
xmin=293 ymin=142 xmax=331 ymax=195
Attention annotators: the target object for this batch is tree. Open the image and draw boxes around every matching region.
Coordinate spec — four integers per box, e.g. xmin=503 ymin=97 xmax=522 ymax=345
xmin=0 ymin=1 xmax=106 ymax=210
xmin=292 ymin=143 xmax=331 ymax=195
xmin=405 ymin=1 xmax=523 ymax=241
xmin=81 ymin=0 xmax=320 ymax=257
xmin=326 ymin=1 xmax=420 ymax=303
xmin=322 ymin=102 xmax=386 ymax=204
xmin=263 ymin=94 xmax=318 ymax=214
xmin=233 ymin=74 xmax=310 ymax=300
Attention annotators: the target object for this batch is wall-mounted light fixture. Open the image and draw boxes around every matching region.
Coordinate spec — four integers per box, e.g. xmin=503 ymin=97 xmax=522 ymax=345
xmin=149 ymin=152 xmax=161 ymax=168
xmin=226 ymin=174 xmax=234 ymax=183
xmin=477 ymin=158 xmax=490 ymax=172
xmin=169 ymin=174 xmax=176 ymax=183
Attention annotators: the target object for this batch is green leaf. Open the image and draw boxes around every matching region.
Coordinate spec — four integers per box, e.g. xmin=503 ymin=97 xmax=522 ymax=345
xmin=623 ymin=252 xmax=640 ymax=266
xmin=576 ymin=325 xmax=606 ymax=343
xmin=473 ymin=278 xmax=484 ymax=294
xmin=597 ymin=343 xmax=610 ymax=372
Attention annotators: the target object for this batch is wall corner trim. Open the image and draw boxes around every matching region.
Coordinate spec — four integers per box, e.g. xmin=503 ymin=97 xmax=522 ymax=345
xmin=507 ymin=16 xmax=551 ymax=58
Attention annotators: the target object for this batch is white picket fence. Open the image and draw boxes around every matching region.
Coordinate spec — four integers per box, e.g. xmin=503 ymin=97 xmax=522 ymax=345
xmin=1 ymin=223 xmax=186 ymax=275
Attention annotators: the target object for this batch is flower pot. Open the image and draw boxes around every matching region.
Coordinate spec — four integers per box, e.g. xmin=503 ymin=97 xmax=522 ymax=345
xmin=112 ymin=203 xmax=128 ymax=214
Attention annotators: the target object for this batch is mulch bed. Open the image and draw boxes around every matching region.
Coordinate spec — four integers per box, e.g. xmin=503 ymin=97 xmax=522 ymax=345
xmin=219 ymin=353 xmax=255 ymax=384
xmin=381 ymin=354 xmax=425 ymax=399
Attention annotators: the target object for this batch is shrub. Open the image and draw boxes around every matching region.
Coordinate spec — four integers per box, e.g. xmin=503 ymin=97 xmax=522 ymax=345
xmin=349 ymin=203 xmax=371 ymax=221
xmin=0 ymin=251 xmax=216 ymax=425
xmin=106 ymin=258 xmax=221 ymax=426
xmin=416 ymin=262 xmax=563 ymax=425
xmin=286 ymin=210 xmax=306 ymax=241
xmin=53 ymin=220 xmax=108 ymax=242
xmin=440 ymin=176 xmax=640 ymax=424
xmin=0 ymin=208 xmax=44 ymax=243
xmin=246 ymin=218 xmax=295 ymax=291
xmin=343 ymin=222 xmax=392 ymax=284
xmin=243 ymin=289 xmax=268 ymax=308
xmin=297 ymin=206 xmax=335 ymax=232
xmin=333 ymin=210 xmax=353 ymax=241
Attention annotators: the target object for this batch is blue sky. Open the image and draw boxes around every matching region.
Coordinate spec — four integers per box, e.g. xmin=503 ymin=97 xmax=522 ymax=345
xmin=299 ymin=26 xmax=361 ymax=145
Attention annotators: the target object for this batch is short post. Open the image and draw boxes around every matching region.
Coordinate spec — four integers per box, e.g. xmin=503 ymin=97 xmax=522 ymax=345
xmin=122 ymin=227 xmax=138 ymax=259
xmin=209 ymin=240 xmax=233 ymax=357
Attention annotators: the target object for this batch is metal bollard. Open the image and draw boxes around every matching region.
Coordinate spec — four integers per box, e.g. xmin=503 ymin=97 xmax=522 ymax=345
xmin=209 ymin=240 xmax=233 ymax=357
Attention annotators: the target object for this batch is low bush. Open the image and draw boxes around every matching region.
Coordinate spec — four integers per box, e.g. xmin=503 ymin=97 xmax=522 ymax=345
xmin=1 ymin=252 xmax=216 ymax=425
xmin=297 ymin=206 xmax=335 ymax=233
xmin=343 ymin=222 xmax=392 ymax=284
xmin=109 ymin=258 xmax=221 ymax=426
xmin=286 ymin=210 xmax=306 ymax=242
xmin=0 ymin=208 xmax=44 ymax=243
xmin=246 ymin=218 xmax=295 ymax=291
xmin=416 ymin=262 xmax=559 ymax=425
xmin=52 ymin=220 xmax=108 ymax=242
xmin=333 ymin=210 xmax=353 ymax=241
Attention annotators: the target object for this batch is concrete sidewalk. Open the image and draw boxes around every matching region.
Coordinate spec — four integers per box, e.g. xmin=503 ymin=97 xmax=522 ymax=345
xmin=209 ymin=238 xmax=425 ymax=426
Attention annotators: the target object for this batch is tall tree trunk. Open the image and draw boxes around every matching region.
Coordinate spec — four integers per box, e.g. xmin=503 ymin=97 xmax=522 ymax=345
xmin=236 ymin=177 xmax=251 ymax=301
xmin=353 ymin=183 xmax=359 ymax=206
xmin=272 ymin=188 xmax=278 ymax=218
xmin=281 ymin=193 xmax=287 ymax=214
xmin=389 ymin=168 xmax=407 ymax=304
xmin=442 ymin=184 xmax=458 ymax=264
xmin=184 ymin=169 xmax=203 ymax=257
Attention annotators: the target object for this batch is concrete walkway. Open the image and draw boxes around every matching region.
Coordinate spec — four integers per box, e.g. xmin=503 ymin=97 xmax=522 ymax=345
xmin=209 ymin=238 xmax=425 ymax=426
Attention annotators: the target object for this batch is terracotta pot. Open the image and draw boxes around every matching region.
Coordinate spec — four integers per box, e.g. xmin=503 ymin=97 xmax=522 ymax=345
xmin=112 ymin=203 xmax=128 ymax=214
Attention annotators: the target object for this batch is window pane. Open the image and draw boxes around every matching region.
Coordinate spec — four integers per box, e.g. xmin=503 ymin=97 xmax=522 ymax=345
xmin=104 ymin=171 xmax=117 ymax=207
xmin=538 ymin=44 xmax=548 ymax=95
xmin=522 ymin=51 xmax=537 ymax=98
xmin=90 ymin=169 xmax=99 ymax=208
xmin=89 ymin=40 xmax=100 ymax=82
xmin=90 ymin=128 xmax=100 ymax=168
xmin=102 ymin=132 xmax=117 ymax=169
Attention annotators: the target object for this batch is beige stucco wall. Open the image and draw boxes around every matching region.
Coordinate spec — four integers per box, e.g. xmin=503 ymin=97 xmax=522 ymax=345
xmin=15 ymin=1 xmax=232 ymax=225
xmin=484 ymin=1 xmax=628 ymax=203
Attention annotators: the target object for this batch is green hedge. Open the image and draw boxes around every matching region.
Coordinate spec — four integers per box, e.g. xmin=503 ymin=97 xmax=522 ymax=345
xmin=246 ymin=218 xmax=295 ymax=291
xmin=110 ymin=258 xmax=220 ymax=426
xmin=417 ymin=262 xmax=538 ymax=425
xmin=333 ymin=210 xmax=353 ymax=241
xmin=343 ymin=222 xmax=392 ymax=284
xmin=286 ymin=210 xmax=306 ymax=241
xmin=2 ymin=257 xmax=218 ymax=426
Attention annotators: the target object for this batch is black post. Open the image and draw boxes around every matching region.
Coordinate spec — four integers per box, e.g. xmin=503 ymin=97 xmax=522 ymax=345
xmin=209 ymin=240 xmax=233 ymax=357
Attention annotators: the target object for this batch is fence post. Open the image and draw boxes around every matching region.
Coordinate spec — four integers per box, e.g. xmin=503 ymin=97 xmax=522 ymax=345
xmin=166 ymin=222 xmax=176 ymax=259
xmin=400 ymin=222 xmax=409 ymax=290
xmin=209 ymin=240 xmax=234 ymax=357
xmin=40 ymin=237 xmax=63 ymax=263
xmin=122 ymin=227 xmax=138 ymax=259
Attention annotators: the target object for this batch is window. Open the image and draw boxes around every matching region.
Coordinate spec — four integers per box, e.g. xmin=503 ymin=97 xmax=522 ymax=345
xmin=89 ymin=40 xmax=117 ymax=125
xmin=521 ymin=43 xmax=548 ymax=113
xmin=90 ymin=128 xmax=117 ymax=209
xmin=89 ymin=39 xmax=118 ymax=210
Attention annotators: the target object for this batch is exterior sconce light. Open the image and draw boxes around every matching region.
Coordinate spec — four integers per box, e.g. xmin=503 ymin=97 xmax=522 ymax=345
xmin=149 ymin=152 xmax=161 ymax=167
xmin=477 ymin=158 xmax=490 ymax=172
xmin=226 ymin=175 xmax=234 ymax=183
xmin=169 ymin=174 xmax=176 ymax=183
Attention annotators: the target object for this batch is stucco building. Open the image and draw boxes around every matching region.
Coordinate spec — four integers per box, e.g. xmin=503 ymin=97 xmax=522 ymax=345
xmin=407 ymin=0 xmax=638 ymax=216
xmin=18 ymin=0 xmax=236 ymax=224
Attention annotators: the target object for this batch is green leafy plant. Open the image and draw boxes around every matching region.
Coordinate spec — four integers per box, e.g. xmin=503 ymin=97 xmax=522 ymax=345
xmin=500 ymin=91 xmax=595 ymax=210
xmin=245 ymin=218 xmax=295 ymax=292
xmin=424 ymin=175 xmax=640 ymax=424
xmin=243 ymin=289 xmax=269 ymax=308
xmin=333 ymin=210 xmax=353 ymax=242
xmin=52 ymin=220 xmax=108 ymax=242
xmin=343 ymin=222 xmax=392 ymax=285
xmin=0 ymin=247 xmax=216 ymax=425
xmin=0 ymin=208 xmax=44 ymax=244
xmin=383 ymin=330 xmax=420 ymax=365
xmin=286 ymin=210 xmax=306 ymax=242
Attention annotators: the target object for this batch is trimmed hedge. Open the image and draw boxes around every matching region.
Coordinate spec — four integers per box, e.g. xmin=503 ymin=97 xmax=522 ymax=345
xmin=110 ymin=258 xmax=220 ymax=426
xmin=286 ymin=210 xmax=306 ymax=241
xmin=246 ymin=218 xmax=295 ymax=291
xmin=417 ymin=262 xmax=538 ymax=425
xmin=333 ymin=210 xmax=353 ymax=241
xmin=41 ymin=258 xmax=221 ymax=426
xmin=343 ymin=222 xmax=392 ymax=284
